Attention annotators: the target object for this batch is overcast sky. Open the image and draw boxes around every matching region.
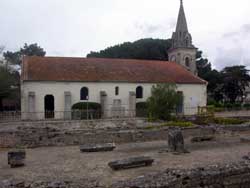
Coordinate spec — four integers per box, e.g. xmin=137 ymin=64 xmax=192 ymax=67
xmin=0 ymin=0 xmax=250 ymax=70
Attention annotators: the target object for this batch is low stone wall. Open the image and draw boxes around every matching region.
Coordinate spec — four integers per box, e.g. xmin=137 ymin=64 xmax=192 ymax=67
xmin=0 ymin=125 xmax=214 ymax=148
xmin=1 ymin=119 xmax=250 ymax=148
xmin=0 ymin=119 xmax=216 ymax=148
xmin=112 ymin=161 xmax=250 ymax=188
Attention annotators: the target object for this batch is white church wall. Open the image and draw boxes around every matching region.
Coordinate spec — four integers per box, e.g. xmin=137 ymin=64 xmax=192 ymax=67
xmin=21 ymin=81 xmax=206 ymax=119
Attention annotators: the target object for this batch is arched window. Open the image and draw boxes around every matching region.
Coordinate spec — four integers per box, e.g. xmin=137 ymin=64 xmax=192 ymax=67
xmin=185 ymin=57 xmax=190 ymax=67
xmin=80 ymin=87 xmax=89 ymax=100
xmin=115 ymin=86 xmax=119 ymax=96
xmin=136 ymin=86 xmax=143 ymax=99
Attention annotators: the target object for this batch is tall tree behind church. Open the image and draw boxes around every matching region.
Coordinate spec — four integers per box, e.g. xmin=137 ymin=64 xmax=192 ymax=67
xmin=1 ymin=43 xmax=46 ymax=110
xmin=87 ymin=38 xmax=171 ymax=60
xmin=4 ymin=43 xmax=46 ymax=66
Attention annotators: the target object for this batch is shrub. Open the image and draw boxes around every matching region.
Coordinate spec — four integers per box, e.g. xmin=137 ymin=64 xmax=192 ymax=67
xmin=213 ymin=117 xmax=246 ymax=125
xmin=145 ymin=121 xmax=194 ymax=129
xmin=71 ymin=102 xmax=101 ymax=120
xmin=224 ymin=102 xmax=233 ymax=109
xmin=194 ymin=115 xmax=212 ymax=125
xmin=162 ymin=121 xmax=194 ymax=127
xmin=72 ymin=102 xmax=101 ymax=110
xmin=147 ymin=84 xmax=183 ymax=121
xmin=243 ymin=103 xmax=250 ymax=109
xmin=207 ymin=100 xmax=223 ymax=108
xmin=136 ymin=102 xmax=148 ymax=109
xmin=136 ymin=102 xmax=148 ymax=117
xmin=207 ymin=99 xmax=216 ymax=106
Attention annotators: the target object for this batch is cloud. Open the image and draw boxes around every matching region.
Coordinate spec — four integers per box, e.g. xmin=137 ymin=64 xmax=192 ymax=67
xmin=135 ymin=23 xmax=162 ymax=34
xmin=213 ymin=23 xmax=250 ymax=70
xmin=134 ymin=18 xmax=176 ymax=37
xmin=222 ymin=24 xmax=250 ymax=39
xmin=214 ymin=48 xmax=241 ymax=70
xmin=222 ymin=32 xmax=238 ymax=38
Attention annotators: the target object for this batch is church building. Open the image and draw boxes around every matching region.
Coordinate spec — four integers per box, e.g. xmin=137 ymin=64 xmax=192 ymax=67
xmin=20 ymin=0 xmax=207 ymax=120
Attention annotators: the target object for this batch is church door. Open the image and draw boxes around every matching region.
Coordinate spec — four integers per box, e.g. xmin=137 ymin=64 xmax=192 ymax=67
xmin=44 ymin=95 xmax=55 ymax=119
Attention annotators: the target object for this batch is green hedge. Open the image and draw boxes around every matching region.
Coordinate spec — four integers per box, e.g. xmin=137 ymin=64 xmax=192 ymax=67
xmin=71 ymin=102 xmax=101 ymax=120
xmin=243 ymin=103 xmax=250 ymax=109
xmin=72 ymin=102 xmax=101 ymax=110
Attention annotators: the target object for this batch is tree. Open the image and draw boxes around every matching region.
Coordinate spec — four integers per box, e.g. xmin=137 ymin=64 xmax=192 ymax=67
xmin=0 ymin=66 xmax=19 ymax=110
xmin=87 ymin=38 xmax=171 ymax=60
xmin=0 ymin=43 xmax=44 ymax=110
xmin=3 ymin=43 xmax=46 ymax=66
xmin=20 ymin=43 xmax=46 ymax=57
xmin=221 ymin=66 xmax=250 ymax=103
xmin=196 ymin=50 xmax=212 ymax=78
xmin=147 ymin=84 xmax=183 ymax=120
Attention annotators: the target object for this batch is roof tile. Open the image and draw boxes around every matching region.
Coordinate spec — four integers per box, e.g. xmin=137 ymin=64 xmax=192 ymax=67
xmin=21 ymin=56 xmax=206 ymax=84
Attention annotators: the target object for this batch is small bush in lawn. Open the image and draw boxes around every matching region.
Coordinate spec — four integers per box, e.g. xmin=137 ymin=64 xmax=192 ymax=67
xmin=144 ymin=121 xmax=194 ymax=130
xmin=213 ymin=117 xmax=246 ymax=125
xmin=162 ymin=121 xmax=194 ymax=128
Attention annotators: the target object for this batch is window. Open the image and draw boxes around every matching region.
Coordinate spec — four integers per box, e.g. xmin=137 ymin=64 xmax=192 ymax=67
xmin=185 ymin=57 xmax=190 ymax=67
xmin=136 ymin=86 xmax=143 ymax=99
xmin=115 ymin=86 xmax=119 ymax=96
xmin=80 ymin=87 xmax=89 ymax=100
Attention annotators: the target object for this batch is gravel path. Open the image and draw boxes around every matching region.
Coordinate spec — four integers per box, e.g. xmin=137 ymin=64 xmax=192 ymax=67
xmin=0 ymin=133 xmax=249 ymax=186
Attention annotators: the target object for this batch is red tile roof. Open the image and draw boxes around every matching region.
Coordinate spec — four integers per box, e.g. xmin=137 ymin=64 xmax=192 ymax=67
xmin=21 ymin=56 xmax=206 ymax=84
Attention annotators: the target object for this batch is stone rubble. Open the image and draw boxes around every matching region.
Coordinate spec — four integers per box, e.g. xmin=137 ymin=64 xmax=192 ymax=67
xmin=111 ymin=161 xmax=250 ymax=188
xmin=2 ymin=161 xmax=250 ymax=187
xmin=0 ymin=179 xmax=104 ymax=188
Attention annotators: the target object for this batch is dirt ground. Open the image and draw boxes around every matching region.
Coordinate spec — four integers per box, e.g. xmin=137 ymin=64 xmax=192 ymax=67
xmin=0 ymin=133 xmax=250 ymax=186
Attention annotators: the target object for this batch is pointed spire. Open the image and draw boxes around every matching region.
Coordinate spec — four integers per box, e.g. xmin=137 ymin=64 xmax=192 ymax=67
xmin=176 ymin=0 xmax=188 ymax=32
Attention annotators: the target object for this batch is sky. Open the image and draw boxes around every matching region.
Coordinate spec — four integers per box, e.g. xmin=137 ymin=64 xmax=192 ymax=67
xmin=0 ymin=0 xmax=250 ymax=70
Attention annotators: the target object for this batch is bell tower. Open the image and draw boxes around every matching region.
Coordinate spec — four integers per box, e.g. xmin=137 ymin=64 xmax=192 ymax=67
xmin=168 ymin=0 xmax=197 ymax=75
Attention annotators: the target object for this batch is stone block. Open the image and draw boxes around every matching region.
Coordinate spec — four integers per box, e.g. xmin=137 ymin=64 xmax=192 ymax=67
xmin=191 ymin=135 xmax=215 ymax=142
xmin=8 ymin=150 xmax=26 ymax=168
xmin=80 ymin=143 xmax=115 ymax=152
xmin=240 ymin=137 xmax=250 ymax=143
xmin=168 ymin=129 xmax=186 ymax=153
xmin=108 ymin=156 xmax=154 ymax=170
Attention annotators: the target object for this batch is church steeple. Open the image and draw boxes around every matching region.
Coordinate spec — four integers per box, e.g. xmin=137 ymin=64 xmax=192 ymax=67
xmin=171 ymin=0 xmax=194 ymax=49
xmin=168 ymin=0 xmax=197 ymax=75
xmin=176 ymin=0 xmax=188 ymax=33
